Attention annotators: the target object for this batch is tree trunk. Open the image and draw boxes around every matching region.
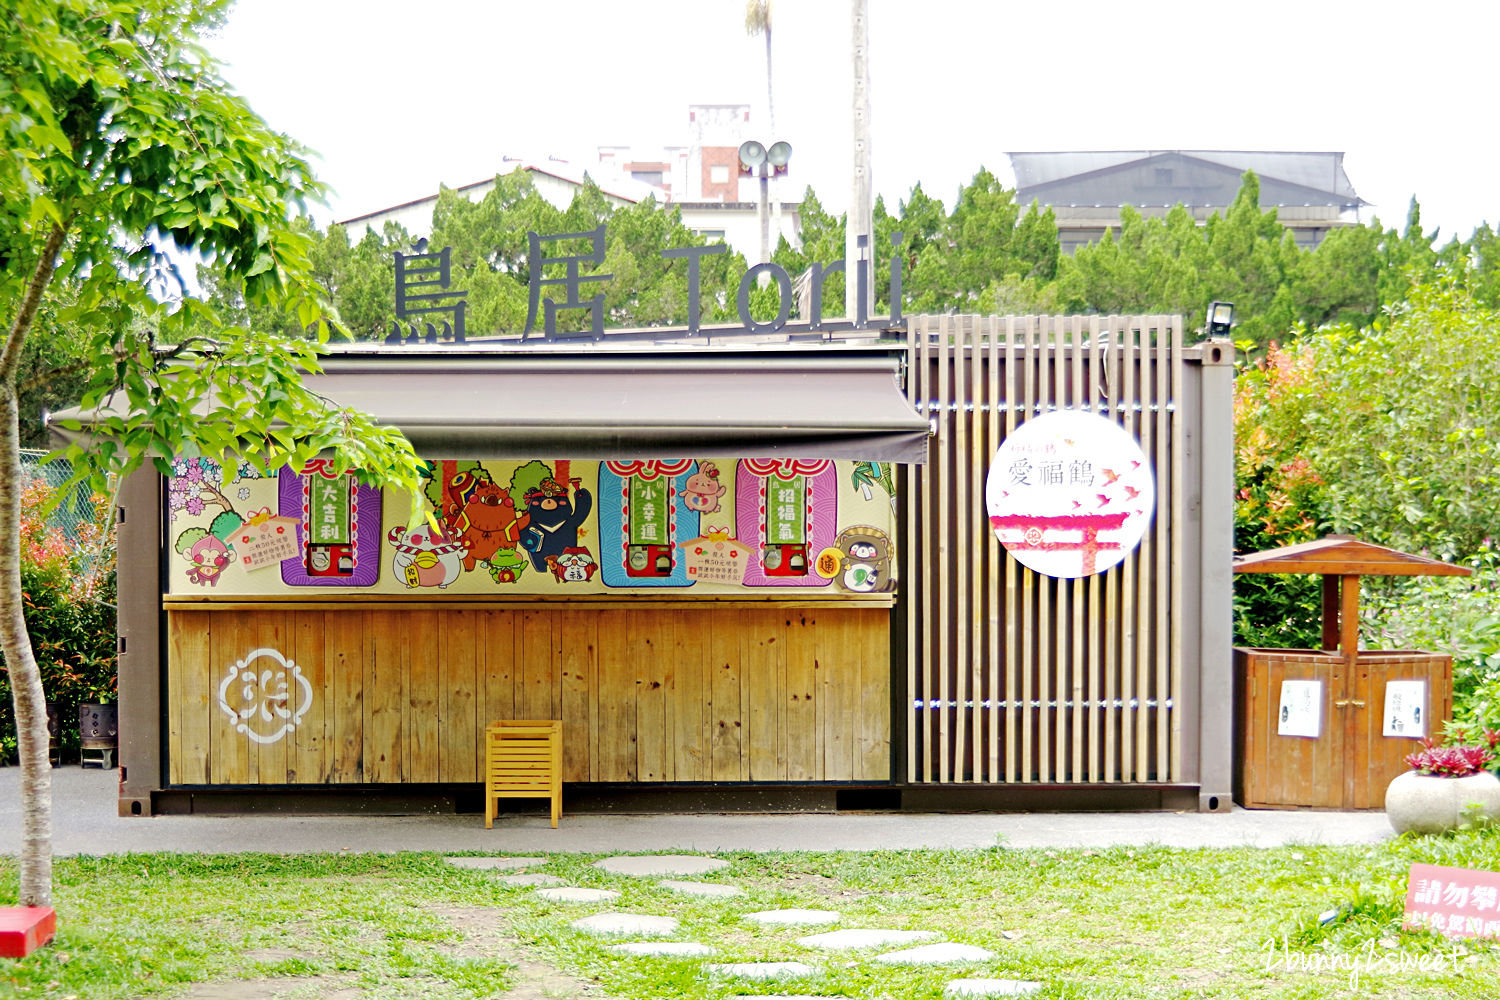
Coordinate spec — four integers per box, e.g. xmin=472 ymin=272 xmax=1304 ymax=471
xmin=0 ymin=385 xmax=52 ymax=907
xmin=846 ymin=0 xmax=872 ymax=324
xmin=0 ymin=222 xmax=66 ymax=908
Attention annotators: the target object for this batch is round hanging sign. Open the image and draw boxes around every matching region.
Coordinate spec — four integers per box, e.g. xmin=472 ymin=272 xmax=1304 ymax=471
xmin=985 ymin=409 xmax=1155 ymax=578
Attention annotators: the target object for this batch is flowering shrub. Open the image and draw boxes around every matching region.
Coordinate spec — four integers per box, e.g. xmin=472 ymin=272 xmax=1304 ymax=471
xmin=0 ymin=474 xmax=117 ymax=763
xmin=1403 ymin=741 xmax=1495 ymax=777
xmin=1404 ymin=728 xmax=1500 ymax=777
xmin=1233 ymin=340 xmax=1329 ymax=648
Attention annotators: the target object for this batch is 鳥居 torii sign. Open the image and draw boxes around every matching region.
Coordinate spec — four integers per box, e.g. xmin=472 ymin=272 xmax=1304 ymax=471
xmin=386 ymin=228 xmax=906 ymax=344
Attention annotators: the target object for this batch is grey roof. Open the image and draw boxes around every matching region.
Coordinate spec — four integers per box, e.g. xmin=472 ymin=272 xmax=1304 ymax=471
xmin=49 ymin=354 xmax=930 ymax=465
xmin=1008 ymin=150 xmax=1364 ymax=205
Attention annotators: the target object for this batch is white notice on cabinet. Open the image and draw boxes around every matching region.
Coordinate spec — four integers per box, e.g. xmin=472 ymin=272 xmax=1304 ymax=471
xmin=1278 ymin=680 xmax=1322 ymax=738
xmin=1383 ymin=680 xmax=1427 ymax=738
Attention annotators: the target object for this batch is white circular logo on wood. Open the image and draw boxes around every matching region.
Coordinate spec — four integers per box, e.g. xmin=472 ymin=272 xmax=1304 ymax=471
xmin=985 ymin=409 xmax=1155 ymax=578
xmin=218 ymin=647 xmax=313 ymax=744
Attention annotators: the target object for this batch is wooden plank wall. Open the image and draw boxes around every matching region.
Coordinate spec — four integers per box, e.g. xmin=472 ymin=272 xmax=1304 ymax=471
xmin=905 ymin=314 xmax=1186 ymax=783
xmin=167 ymin=605 xmax=889 ymax=786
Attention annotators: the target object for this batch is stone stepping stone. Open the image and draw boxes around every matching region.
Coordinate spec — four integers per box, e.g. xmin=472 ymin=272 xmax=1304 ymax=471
xmin=495 ymin=873 xmax=566 ymax=888
xmin=743 ymin=908 xmax=841 ymax=927
xmin=594 ymin=854 xmax=729 ymax=876
xmin=443 ymin=856 xmax=546 ymax=870
xmin=797 ymin=928 xmax=939 ymax=950
xmin=570 ymin=912 xmax=679 ymax=936
xmin=875 ymin=943 xmax=995 ymax=965
xmin=534 ymin=887 xmax=620 ymax=903
xmin=608 ymin=941 xmax=716 ymax=957
xmin=659 ymin=879 xmax=746 ymax=898
xmin=705 ymin=961 xmax=817 ymax=980
xmin=946 ymin=979 xmax=1044 ymax=997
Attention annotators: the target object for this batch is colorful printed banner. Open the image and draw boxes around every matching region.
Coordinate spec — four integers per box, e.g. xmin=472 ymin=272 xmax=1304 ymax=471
xmin=766 ymin=475 xmax=806 ymax=545
xmin=628 ymin=475 xmax=670 ymax=545
xmin=308 ymin=474 xmax=351 ymax=545
xmin=168 ymin=458 xmax=885 ymax=595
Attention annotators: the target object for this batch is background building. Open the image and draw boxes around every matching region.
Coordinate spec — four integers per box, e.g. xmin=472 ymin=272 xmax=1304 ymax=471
xmin=1008 ymin=150 xmax=1367 ymax=252
xmin=341 ymin=104 xmax=801 ymax=264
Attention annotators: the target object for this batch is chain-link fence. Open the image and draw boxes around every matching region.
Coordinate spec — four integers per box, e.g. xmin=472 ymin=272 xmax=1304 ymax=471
xmin=20 ymin=449 xmax=99 ymax=544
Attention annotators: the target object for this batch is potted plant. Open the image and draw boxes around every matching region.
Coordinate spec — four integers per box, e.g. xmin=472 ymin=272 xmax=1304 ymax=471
xmin=1385 ymin=729 xmax=1500 ymax=835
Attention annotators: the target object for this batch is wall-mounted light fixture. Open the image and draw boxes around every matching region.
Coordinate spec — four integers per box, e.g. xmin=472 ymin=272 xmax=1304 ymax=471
xmin=1205 ymin=301 xmax=1235 ymax=338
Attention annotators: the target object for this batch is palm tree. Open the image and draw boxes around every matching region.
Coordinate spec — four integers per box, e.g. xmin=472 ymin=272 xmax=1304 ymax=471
xmin=744 ymin=1 xmax=775 ymax=134
xmin=745 ymin=1 xmax=775 ymax=264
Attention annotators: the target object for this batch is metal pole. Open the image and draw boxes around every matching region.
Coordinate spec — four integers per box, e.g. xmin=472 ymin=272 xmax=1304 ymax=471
xmin=759 ymin=170 xmax=770 ymax=265
xmin=846 ymin=0 xmax=871 ymax=321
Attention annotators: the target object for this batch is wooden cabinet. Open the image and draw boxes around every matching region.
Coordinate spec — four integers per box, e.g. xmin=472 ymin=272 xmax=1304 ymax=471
xmin=1235 ymin=648 xmax=1451 ymax=809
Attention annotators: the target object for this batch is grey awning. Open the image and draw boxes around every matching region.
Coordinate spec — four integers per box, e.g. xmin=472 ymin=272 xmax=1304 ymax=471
xmin=49 ymin=355 xmax=931 ymax=464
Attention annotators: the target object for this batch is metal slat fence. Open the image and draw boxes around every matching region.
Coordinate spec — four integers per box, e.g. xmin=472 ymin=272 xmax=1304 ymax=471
xmin=904 ymin=315 xmax=1190 ymax=784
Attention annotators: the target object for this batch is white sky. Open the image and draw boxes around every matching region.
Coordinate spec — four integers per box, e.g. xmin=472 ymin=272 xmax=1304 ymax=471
xmin=212 ymin=0 xmax=1500 ymax=244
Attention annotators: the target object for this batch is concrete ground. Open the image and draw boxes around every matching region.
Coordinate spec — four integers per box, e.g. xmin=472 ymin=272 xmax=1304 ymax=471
xmin=0 ymin=766 xmax=1394 ymax=856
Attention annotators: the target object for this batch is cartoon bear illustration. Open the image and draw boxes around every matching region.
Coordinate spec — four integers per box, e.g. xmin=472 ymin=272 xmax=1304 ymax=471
xmin=521 ymin=477 xmax=592 ymax=573
xmin=682 ymin=461 xmax=726 ymax=513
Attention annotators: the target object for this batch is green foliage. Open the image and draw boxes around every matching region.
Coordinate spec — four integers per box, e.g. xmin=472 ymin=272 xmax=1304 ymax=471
xmin=1297 ymin=272 xmax=1499 ymax=560
xmin=1232 ymin=267 xmax=1500 ymax=728
xmin=1363 ymin=545 xmax=1500 ymax=730
xmin=908 ymin=168 xmax=1061 ymax=312
xmin=1233 ymin=265 xmax=1500 ymax=562
xmin=3 ymin=0 xmax=429 ymax=500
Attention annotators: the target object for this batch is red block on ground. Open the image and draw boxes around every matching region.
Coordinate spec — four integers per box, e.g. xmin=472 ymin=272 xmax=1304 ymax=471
xmin=0 ymin=907 xmax=56 ymax=958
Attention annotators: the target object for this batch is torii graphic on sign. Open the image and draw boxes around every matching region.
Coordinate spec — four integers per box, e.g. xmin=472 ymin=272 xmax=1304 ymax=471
xmin=985 ymin=409 xmax=1156 ymax=578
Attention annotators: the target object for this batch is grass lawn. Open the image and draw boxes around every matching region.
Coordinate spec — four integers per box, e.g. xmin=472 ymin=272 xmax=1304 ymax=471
xmin=1 ymin=826 xmax=1497 ymax=999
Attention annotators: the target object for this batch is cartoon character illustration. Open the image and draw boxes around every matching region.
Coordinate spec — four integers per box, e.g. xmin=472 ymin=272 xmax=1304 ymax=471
xmin=387 ymin=523 xmax=465 ymax=589
xmin=183 ymin=534 xmax=233 ymax=586
xmin=829 ymin=525 xmax=895 ymax=593
xmin=441 ymin=469 xmax=488 ymax=534
xmin=546 ymin=546 xmax=598 ymax=583
xmin=174 ymin=510 xmax=243 ymax=587
xmin=521 ymin=477 xmax=592 ymax=573
xmin=682 ymin=461 xmax=727 ymax=513
xmin=448 ymin=476 xmax=530 ymax=573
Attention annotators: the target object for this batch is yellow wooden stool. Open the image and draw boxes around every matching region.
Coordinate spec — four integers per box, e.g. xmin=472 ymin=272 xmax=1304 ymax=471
xmin=484 ymin=720 xmax=562 ymax=829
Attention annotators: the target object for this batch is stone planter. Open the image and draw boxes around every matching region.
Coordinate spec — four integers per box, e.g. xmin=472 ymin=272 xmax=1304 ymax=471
xmin=1385 ymin=769 xmax=1500 ymax=835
